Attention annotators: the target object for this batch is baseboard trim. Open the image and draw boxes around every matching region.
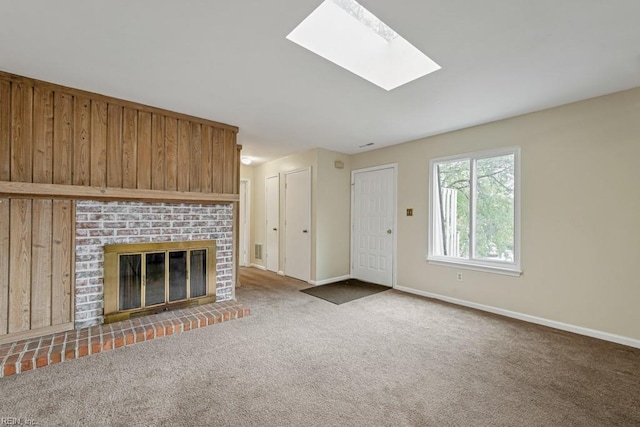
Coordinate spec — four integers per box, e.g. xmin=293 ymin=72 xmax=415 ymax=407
xmin=249 ymin=263 xmax=266 ymax=271
xmin=277 ymin=271 xmax=285 ymax=276
xmin=394 ymin=286 xmax=640 ymax=349
xmin=308 ymin=275 xmax=351 ymax=286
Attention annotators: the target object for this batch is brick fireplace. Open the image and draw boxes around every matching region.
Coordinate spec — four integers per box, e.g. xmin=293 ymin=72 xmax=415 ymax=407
xmin=0 ymin=71 xmax=242 ymax=348
xmin=74 ymin=201 xmax=234 ymax=329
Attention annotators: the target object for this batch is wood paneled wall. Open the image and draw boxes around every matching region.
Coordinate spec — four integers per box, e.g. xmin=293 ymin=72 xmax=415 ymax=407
xmin=0 ymin=198 xmax=73 ymax=340
xmin=0 ymin=71 xmax=240 ymax=342
xmin=0 ymin=72 xmax=239 ymax=195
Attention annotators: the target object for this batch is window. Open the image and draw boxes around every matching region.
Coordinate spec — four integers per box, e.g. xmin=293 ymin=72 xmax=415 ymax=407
xmin=428 ymin=147 xmax=521 ymax=275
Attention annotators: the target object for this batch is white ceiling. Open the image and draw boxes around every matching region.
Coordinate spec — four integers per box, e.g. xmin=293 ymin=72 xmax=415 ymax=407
xmin=2 ymin=1 xmax=639 ymax=164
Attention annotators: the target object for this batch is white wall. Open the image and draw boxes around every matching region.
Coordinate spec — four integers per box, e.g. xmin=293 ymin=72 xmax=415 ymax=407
xmin=316 ymin=149 xmax=352 ymax=281
xmin=351 ymin=87 xmax=640 ymax=342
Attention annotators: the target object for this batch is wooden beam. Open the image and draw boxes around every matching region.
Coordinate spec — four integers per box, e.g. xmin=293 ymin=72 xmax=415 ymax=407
xmin=0 ymin=181 xmax=239 ymax=204
xmin=0 ymin=322 xmax=73 ymax=345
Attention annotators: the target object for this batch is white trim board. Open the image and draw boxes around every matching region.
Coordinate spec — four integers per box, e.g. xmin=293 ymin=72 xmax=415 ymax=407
xmin=309 ymin=275 xmax=351 ymax=286
xmin=394 ymin=286 xmax=640 ymax=350
xmin=249 ymin=263 xmax=267 ymax=271
xmin=239 ymin=178 xmax=251 ymax=267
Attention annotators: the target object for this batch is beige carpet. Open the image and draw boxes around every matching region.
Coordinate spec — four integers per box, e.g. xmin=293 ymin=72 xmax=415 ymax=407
xmin=1 ymin=267 xmax=639 ymax=426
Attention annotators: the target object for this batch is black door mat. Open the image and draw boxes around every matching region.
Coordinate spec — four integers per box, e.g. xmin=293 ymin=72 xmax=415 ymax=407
xmin=301 ymin=279 xmax=390 ymax=305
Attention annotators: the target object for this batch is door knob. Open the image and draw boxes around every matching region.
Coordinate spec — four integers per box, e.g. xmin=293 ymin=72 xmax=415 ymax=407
xmin=387 ymin=229 xmax=392 ymax=234
xmin=273 ymin=228 xmax=277 ymax=231
xmin=302 ymin=230 xmax=308 ymax=233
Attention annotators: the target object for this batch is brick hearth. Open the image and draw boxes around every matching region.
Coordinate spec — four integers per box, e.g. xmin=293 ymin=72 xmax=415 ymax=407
xmin=0 ymin=301 xmax=250 ymax=378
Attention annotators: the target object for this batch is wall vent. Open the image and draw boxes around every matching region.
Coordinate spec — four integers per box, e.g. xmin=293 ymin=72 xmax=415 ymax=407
xmin=254 ymin=243 xmax=263 ymax=260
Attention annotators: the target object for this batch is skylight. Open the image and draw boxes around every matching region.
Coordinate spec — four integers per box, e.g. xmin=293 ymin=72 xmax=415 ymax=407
xmin=331 ymin=0 xmax=398 ymax=42
xmin=286 ymin=0 xmax=440 ymax=91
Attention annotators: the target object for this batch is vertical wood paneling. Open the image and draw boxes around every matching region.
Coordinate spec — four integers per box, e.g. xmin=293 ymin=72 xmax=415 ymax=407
xmin=90 ymin=100 xmax=108 ymax=187
xmin=201 ymin=125 xmax=213 ymax=193
xmin=165 ymin=117 xmax=178 ymax=191
xmin=32 ymin=87 xmax=54 ymax=184
xmin=223 ymin=129 xmax=236 ymax=194
xmin=137 ymin=111 xmax=152 ymax=189
xmin=1 ymin=73 xmax=238 ymax=195
xmin=10 ymin=83 xmax=33 ymax=182
xmin=122 ymin=107 xmax=138 ymax=189
xmin=53 ymin=92 xmax=73 ymax=185
xmin=151 ymin=114 xmax=165 ymax=190
xmin=0 ymin=198 xmax=9 ymax=335
xmin=107 ymin=104 xmax=123 ymax=188
xmin=189 ymin=123 xmax=202 ymax=192
xmin=211 ymin=127 xmax=224 ymax=193
xmin=51 ymin=200 xmax=72 ymax=325
xmin=31 ymin=199 xmax=52 ymax=329
xmin=8 ymin=199 xmax=31 ymax=333
xmin=177 ymin=119 xmax=191 ymax=192
xmin=73 ymin=97 xmax=91 ymax=185
xmin=0 ymin=81 xmax=10 ymax=181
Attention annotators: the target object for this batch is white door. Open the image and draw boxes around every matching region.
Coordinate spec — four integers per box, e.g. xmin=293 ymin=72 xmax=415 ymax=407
xmin=265 ymin=175 xmax=279 ymax=272
xmin=352 ymin=166 xmax=395 ymax=286
xmin=285 ymin=168 xmax=311 ymax=282
xmin=239 ymin=179 xmax=249 ymax=266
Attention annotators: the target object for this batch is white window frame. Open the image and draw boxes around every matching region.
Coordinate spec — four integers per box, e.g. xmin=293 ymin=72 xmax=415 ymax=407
xmin=427 ymin=147 xmax=522 ymax=276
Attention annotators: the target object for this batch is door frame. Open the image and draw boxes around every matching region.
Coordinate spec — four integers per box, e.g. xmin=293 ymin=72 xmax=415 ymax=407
xmin=265 ymin=174 xmax=280 ymax=273
xmin=350 ymin=163 xmax=398 ymax=288
xmin=239 ymin=178 xmax=250 ymax=267
xmin=284 ymin=167 xmax=312 ymax=283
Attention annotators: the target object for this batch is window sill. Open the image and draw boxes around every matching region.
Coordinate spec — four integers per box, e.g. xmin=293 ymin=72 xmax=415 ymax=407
xmin=427 ymin=257 xmax=522 ymax=277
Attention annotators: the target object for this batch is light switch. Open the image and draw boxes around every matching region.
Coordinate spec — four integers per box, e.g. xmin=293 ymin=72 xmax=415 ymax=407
xmin=406 ymin=208 xmax=413 ymax=216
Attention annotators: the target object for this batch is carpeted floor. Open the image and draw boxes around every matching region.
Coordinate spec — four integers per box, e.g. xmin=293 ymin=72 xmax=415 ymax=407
xmin=300 ymin=278 xmax=390 ymax=304
xmin=1 ymin=267 xmax=639 ymax=426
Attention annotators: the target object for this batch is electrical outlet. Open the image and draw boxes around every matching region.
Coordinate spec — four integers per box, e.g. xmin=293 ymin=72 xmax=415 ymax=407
xmin=456 ymin=272 xmax=463 ymax=281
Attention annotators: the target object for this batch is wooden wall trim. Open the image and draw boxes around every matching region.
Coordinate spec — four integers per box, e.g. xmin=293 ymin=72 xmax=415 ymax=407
xmin=0 ymin=322 xmax=73 ymax=345
xmin=0 ymin=71 xmax=238 ymax=133
xmin=0 ymin=181 xmax=239 ymax=204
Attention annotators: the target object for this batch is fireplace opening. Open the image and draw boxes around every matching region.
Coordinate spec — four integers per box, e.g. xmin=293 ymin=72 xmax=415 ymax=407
xmin=104 ymin=240 xmax=216 ymax=323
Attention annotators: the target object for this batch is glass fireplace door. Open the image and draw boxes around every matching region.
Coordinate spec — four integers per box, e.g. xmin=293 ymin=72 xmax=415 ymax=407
xmin=119 ymin=254 xmax=142 ymax=310
xmin=168 ymin=251 xmax=188 ymax=302
xmin=104 ymin=240 xmax=216 ymax=322
xmin=145 ymin=252 xmax=166 ymax=306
